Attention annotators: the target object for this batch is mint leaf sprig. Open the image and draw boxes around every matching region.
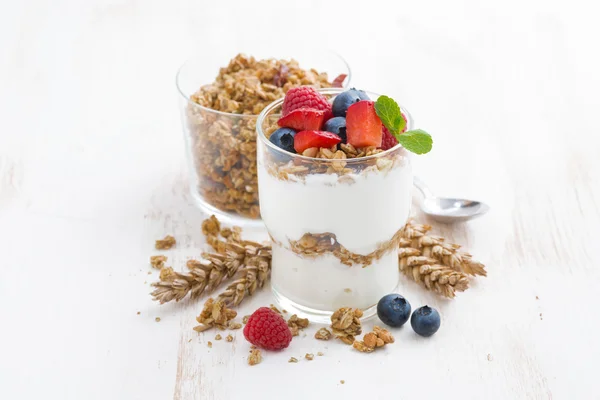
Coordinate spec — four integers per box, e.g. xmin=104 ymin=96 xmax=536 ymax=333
xmin=375 ymin=95 xmax=433 ymax=155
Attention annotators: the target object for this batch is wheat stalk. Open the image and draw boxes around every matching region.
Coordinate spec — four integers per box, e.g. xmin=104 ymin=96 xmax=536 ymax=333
xmin=398 ymin=247 xmax=470 ymax=298
xmin=400 ymin=222 xmax=487 ymax=277
xmin=150 ymin=215 xmax=271 ymax=305
xmin=212 ymin=244 xmax=272 ymax=307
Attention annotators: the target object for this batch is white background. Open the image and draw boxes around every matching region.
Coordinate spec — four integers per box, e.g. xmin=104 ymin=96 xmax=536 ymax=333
xmin=1 ymin=0 xmax=599 ymax=399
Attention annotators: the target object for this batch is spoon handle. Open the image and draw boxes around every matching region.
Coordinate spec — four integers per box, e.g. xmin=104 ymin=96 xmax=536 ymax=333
xmin=413 ymin=176 xmax=435 ymax=198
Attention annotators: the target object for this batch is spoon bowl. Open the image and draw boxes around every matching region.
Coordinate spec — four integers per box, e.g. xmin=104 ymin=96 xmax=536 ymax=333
xmin=422 ymin=197 xmax=490 ymax=223
xmin=413 ymin=176 xmax=490 ymax=223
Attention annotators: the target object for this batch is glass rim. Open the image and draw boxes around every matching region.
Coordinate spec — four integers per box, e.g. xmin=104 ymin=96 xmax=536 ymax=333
xmin=175 ymin=51 xmax=352 ymax=119
xmin=256 ymin=88 xmax=413 ymax=164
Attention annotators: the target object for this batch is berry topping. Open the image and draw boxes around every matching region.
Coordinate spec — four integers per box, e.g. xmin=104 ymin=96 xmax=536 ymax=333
xmin=323 ymin=116 xmax=347 ymax=142
xmin=332 ymin=88 xmax=370 ymax=117
xmin=269 ymin=128 xmax=297 ymax=153
xmin=377 ymin=294 xmax=411 ymax=327
xmin=410 ymin=305 xmax=441 ymax=337
xmin=345 ymin=100 xmax=383 ymax=148
xmin=282 ymin=86 xmax=332 ymax=117
xmin=243 ymin=307 xmax=293 ymax=350
xmin=277 ymin=108 xmax=325 ymax=131
xmin=380 ymin=126 xmax=398 ymax=150
xmin=294 ymin=130 xmax=342 ymax=153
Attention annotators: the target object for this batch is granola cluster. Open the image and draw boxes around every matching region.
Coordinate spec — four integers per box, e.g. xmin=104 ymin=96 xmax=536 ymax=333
xmin=264 ymin=143 xmax=404 ymax=184
xmin=288 ymin=229 xmax=404 ymax=268
xmin=155 ymin=235 xmax=176 ymax=250
xmin=248 ymin=349 xmax=262 ymax=366
xmin=150 ymin=255 xmax=167 ymax=269
xmin=330 ymin=307 xmax=363 ymax=345
xmin=193 ymin=298 xmax=238 ymax=332
xmin=314 ymin=327 xmax=332 ymax=340
xmin=185 ymin=54 xmax=333 ymax=218
xmin=352 ymin=326 xmax=395 ymax=353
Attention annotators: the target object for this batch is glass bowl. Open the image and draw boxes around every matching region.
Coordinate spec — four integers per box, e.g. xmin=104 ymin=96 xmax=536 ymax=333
xmin=256 ymin=88 xmax=414 ymax=322
xmin=176 ymin=51 xmax=351 ymax=227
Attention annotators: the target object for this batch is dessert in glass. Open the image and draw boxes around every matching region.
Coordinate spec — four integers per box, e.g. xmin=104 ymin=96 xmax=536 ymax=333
xmin=257 ymin=87 xmax=426 ymax=322
xmin=176 ymin=52 xmax=350 ymax=226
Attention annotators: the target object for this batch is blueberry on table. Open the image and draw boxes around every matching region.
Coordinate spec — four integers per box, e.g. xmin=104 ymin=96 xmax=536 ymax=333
xmin=323 ymin=117 xmax=347 ymax=142
xmin=269 ymin=128 xmax=297 ymax=153
xmin=332 ymin=88 xmax=369 ymax=117
xmin=377 ymin=294 xmax=411 ymax=327
xmin=411 ymin=306 xmax=441 ymax=337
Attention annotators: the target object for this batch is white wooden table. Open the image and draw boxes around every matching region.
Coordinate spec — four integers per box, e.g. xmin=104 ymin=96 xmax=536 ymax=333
xmin=1 ymin=1 xmax=599 ymax=399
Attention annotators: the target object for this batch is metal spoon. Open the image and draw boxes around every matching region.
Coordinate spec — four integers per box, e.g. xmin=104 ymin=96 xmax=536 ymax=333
xmin=413 ymin=176 xmax=490 ymax=223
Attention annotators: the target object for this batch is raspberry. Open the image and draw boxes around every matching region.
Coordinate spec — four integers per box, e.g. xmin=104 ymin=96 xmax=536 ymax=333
xmin=243 ymin=307 xmax=292 ymax=350
xmin=381 ymin=126 xmax=398 ymax=150
xmin=282 ymin=86 xmax=332 ymax=117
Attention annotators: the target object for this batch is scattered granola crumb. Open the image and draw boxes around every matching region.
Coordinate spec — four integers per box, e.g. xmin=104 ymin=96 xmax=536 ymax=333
xmin=315 ymin=327 xmax=332 ymax=340
xmin=535 ymin=296 xmax=539 ymax=300
xmin=250 ymin=345 xmax=257 ymax=350
xmin=207 ymin=341 xmax=212 ymax=348
xmin=305 ymin=353 xmax=314 ymax=361
xmin=155 ymin=317 xmax=161 ymax=322
xmin=147 ymin=271 xmax=152 ymax=275
xmin=288 ymin=357 xmax=298 ymax=363
xmin=243 ymin=315 xmax=250 ymax=324
xmin=155 ymin=235 xmax=176 ymax=250
xmin=287 ymin=314 xmax=309 ymax=337
xmin=340 ymin=380 xmax=345 ymax=384
xmin=317 ymin=352 xmax=324 ymax=356
xmin=228 ymin=321 xmax=242 ymax=330
xmin=215 ymin=334 xmax=222 ymax=341
xmin=150 ymin=255 xmax=167 ymax=269
xmin=270 ymin=304 xmax=282 ymax=314
xmin=248 ymin=349 xmax=262 ymax=366
xmin=539 ymin=313 xmax=543 ymax=320
xmin=487 ymin=354 xmax=493 ymax=361
xmin=282 ymin=309 xmax=288 ymax=314
xmin=226 ymin=334 xmax=234 ymax=342
xmin=344 ymin=288 xmax=352 ymax=293
xmin=136 ymin=311 xmax=140 ymax=315
xmin=188 ymin=339 xmax=192 ymax=342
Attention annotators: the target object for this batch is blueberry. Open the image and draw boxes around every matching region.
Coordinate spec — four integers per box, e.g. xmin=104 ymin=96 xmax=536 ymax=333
xmin=323 ymin=117 xmax=347 ymax=142
xmin=332 ymin=88 xmax=370 ymax=117
xmin=410 ymin=305 xmax=441 ymax=337
xmin=269 ymin=128 xmax=297 ymax=153
xmin=377 ymin=294 xmax=411 ymax=327
xmin=356 ymin=89 xmax=370 ymax=101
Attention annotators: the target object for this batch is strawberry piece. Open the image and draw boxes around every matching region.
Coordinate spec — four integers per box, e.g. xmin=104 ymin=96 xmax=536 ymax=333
xmin=294 ymin=131 xmax=342 ymax=153
xmin=346 ymin=101 xmax=383 ymax=148
xmin=381 ymin=126 xmax=399 ymax=150
xmin=278 ymin=108 xmax=325 ymax=131
xmin=332 ymin=74 xmax=348 ymax=88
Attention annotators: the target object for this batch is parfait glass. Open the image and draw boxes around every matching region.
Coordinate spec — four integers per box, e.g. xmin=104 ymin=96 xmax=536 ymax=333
xmin=256 ymin=88 xmax=414 ymax=322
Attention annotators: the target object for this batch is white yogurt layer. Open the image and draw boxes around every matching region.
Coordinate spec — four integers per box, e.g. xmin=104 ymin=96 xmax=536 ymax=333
xmin=258 ymin=156 xmax=412 ymax=313
xmin=271 ymin=244 xmax=400 ymax=310
xmin=258 ymin=162 xmax=413 ymax=254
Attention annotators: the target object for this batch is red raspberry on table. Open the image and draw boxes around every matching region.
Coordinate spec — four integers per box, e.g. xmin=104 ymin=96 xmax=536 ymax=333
xmin=243 ymin=307 xmax=292 ymax=350
xmin=381 ymin=126 xmax=399 ymax=150
xmin=282 ymin=86 xmax=332 ymax=119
